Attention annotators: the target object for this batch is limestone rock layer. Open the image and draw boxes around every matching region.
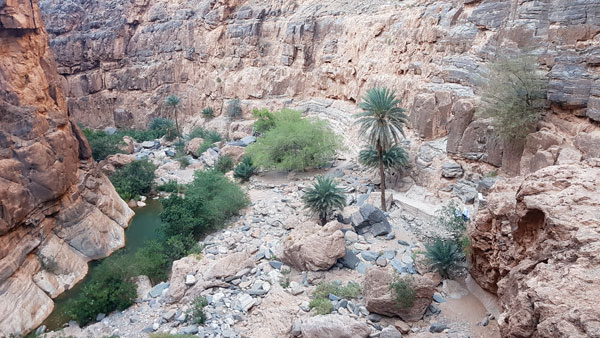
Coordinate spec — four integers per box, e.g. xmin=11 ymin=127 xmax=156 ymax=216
xmin=0 ymin=1 xmax=134 ymax=336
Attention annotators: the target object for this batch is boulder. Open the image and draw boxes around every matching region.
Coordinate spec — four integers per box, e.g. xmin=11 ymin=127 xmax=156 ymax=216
xmin=281 ymin=221 xmax=346 ymax=271
xmin=120 ymin=136 xmax=135 ymax=154
xmin=99 ymin=153 xmax=136 ymax=174
xmin=185 ymin=137 xmax=205 ymax=157
xmin=452 ymin=179 xmax=478 ymax=204
xmin=351 ymin=204 xmax=392 ymax=236
xmin=220 ymin=145 xmax=246 ymax=163
xmin=441 ymin=161 xmax=463 ymax=178
xmin=363 ymin=268 xmax=435 ymax=322
xmin=299 ymin=314 xmax=370 ymax=338
xmin=200 ymin=148 xmax=219 ymax=167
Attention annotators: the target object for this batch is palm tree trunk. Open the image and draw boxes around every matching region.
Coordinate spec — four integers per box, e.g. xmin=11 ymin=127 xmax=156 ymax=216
xmin=174 ymin=108 xmax=181 ymax=141
xmin=377 ymin=142 xmax=387 ymax=211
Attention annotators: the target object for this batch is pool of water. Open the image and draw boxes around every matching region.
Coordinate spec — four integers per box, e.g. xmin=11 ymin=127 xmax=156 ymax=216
xmin=40 ymin=199 xmax=163 ymax=331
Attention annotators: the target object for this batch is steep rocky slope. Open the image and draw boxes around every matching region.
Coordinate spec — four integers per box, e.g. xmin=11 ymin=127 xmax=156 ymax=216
xmin=0 ymin=1 xmax=134 ymax=336
xmin=470 ymin=160 xmax=600 ymax=337
xmin=40 ymin=0 xmax=600 ymax=175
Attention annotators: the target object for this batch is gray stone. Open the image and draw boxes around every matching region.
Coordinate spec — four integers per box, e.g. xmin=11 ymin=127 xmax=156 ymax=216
xmin=179 ymin=325 xmax=199 ymax=335
xmin=239 ymin=135 xmax=256 ymax=146
xmin=329 ymin=294 xmax=341 ymax=301
xmin=368 ymin=313 xmax=382 ymax=322
xmin=162 ymin=309 xmax=176 ymax=321
xmin=385 ymin=232 xmax=396 ymax=240
xmin=441 ymin=161 xmax=463 ymax=178
xmin=397 ymin=240 xmax=410 ymax=246
xmin=291 ymin=319 xmax=302 ymax=336
xmin=165 ymin=149 xmax=176 ymax=157
xmin=185 ymin=274 xmax=196 ymax=285
xmin=148 ymin=282 xmax=170 ymax=298
xmin=380 ymin=327 xmax=403 ymax=338
xmin=141 ymin=140 xmax=155 ymax=148
xmin=433 ymin=293 xmax=446 ymax=303
xmin=269 ymin=260 xmax=284 ymax=270
xmin=96 ymin=313 xmax=106 ymax=321
xmin=429 ymin=322 xmax=447 ymax=333
xmin=104 ymin=127 xmax=117 ymax=135
xmin=376 ymin=256 xmax=387 ymax=267
xmin=361 ymin=251 xmax=379 ymax=262
xmin=237 ymin=293 xmax=256 ymax=312
xmin=370 ymin=220 xmax=391 ymax=236
xmin=477 ymin=177 xmax=496 ymax=194
xmin=452 ymin=180 xmax=478 ymax=204
xmin=382 ymin=250 xmax=396 ymax=260
xmin=357 ymin=261 xmax=372 ymax=274
xmin=482 ymin=316 xmax=489 ymax=327
xmin=340 ymin=249 xmax=360 ymax=269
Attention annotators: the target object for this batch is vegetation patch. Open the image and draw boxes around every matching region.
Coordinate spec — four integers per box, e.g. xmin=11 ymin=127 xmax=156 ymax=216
xmin=302 ymin=176 xmax=346 ymax=225
xmin=390 ymin=274 xmax=416 ymax=308
xmin=309 ymin=281 xmax=361 ymax=315
xmin=425 ymin=238 xmax=463 ymax=278
xmin=233 ymin=156 xmax=257 ymax=182
xmin=247 ymin=109 xmax=341 ymax=171
xmin=109 ymin=159 xmax=156 ymax=201
xmin=188 ymin=296 xmax=208 ymax=324
xmin=215 ymin=155 xmax=234 ymax=173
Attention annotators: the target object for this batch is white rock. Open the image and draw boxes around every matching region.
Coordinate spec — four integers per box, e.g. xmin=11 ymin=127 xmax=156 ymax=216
xmin=137 ymin=201 xmax=147 ymax=207
xmin=237 ymin=294 xmax=256 ymax=312
xmin=185 ymin=274 xmax=196 ymax=285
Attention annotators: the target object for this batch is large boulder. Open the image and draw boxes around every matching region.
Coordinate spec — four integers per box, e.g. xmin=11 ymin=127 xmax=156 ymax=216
xmin=351 ymin=204 xmax=392 ymax=236
xmin=298 ymin=314 xmax=371 ymax=338
xmin=220 ymin=145 xmax=246 ymax=163
xmin=363 ymin=268 xmax=435 ymax=322
xmin=469 ymin=160 xmax=600 ymax=337
xmin=185 ymin=137 xmax=205 ymax=157
xmin=281 ymin=221 xmax=346 ymax=271
xmin=99 ymin=153 xmax=136 ymax=174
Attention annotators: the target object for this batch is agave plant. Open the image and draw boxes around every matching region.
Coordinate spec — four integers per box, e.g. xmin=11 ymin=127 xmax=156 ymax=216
xmin=354 ymin=87 xmax=408 ymax=211
xmin=425 ymin=238 xmax=463 ymax=278
xmin=302 ymin=176 xmax=346 ymax=225
xmin=234 ymin=156 xmax=256 ymax=182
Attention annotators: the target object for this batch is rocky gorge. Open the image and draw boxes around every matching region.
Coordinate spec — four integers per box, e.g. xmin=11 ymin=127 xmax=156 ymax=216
xmin=0 ymin=0 xmax=599 ymax=337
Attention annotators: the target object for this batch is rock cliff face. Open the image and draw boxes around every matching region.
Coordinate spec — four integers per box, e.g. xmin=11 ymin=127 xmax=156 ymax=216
xmin=39 ymin=0 xmax=600 ymax=175
xmin=0 ymin=1 xmax=134 ymax=336
xmin=469 ymin=159 xmax=600 ymax=337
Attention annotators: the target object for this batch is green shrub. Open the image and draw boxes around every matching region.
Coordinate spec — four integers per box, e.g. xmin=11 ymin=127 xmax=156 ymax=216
xmin=187 ymin=127 xmax=221 ymax=143
xmin=160 ymin=170 xmax=249 ymax=238
xmin=135 ymin=240 xmax=169 ymax=283
xmin=359 ymin=145 xmax=409 ymax=171
xmin=309 ymin=297 xmax=333 ymax=315
xmin=227 ymin=98 xmax=243 ymax=119
xmin=215 ymin=155 xmax=234 ymax=173
xmin=390 ymin=275 xmax=416 ymax=308
xmin=177 ymin=156 xmax=190 ymax=168
xmin=157 ymin=180 xmax=183 ymax=193
xmin=66 ymin=255 xmax=137 ymax=325
xmin=82 ymin=128 xmax=124 ymax=161
xmin=477 ymin=55 xmax=547 ymax=140
xmin=189 ymin=296 xmax=208 ymax=324
xmin=202 ymin=107 xmax=215 ymax=119
xmin=110 ymin=160 xmax=156 ymax=201
xmin=425 ymin=238 xmax=463 ymax=278
xmin=436 ymin=201 xmax=467 ymax=241
xmin=234 ymin=156 xmax=256 ymax=182
xmin=163 ymin=234 xmax=198 ymax=262
xmin=312 ymin=281 xmax=361 ymax=300
xmin=252 ymin=108 xmax=276 ymax=133
xmin=149 ymin=117 xmax=177 ymax=141
xmin=246 ymin=110 xmax=341 ymax=171
xmin=205 ymin=130 xmax=222 ymax=143
xmin=302 ymin=176 xmax=346 ymax=225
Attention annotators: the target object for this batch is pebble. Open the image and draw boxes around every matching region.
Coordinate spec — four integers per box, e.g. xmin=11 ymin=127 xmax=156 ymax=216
xmin=429 ymin=322 xmax=448 ymax=333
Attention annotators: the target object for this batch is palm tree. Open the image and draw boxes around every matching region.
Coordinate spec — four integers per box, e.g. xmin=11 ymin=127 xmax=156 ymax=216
xmin=358 ymin=145 xmax=409 ymax=173
xmin=355 ymin=88 xmax=408 ymax=211
xmin=302 ymin=176 xmax=346 ymax=225
xmin=166 ymin=95 xmax=182 ymax=140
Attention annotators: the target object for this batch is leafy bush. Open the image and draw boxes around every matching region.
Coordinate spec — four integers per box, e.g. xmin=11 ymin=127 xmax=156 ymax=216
xmin=313 ymin=282 xmax=361 ymax=300
xmin=110 ymin=160 xmax=156 ymax=201
xmin=252 ymin=108 xmax=276 ymax=133
xmin=157 ymin=180 xmax=184 ymax=193
xmin=149 ymin=117 xmax=177 ymax=141
xmin=246 ymin=110 xmax=341 ymax=171
xmin=189 ymin=296 xmax=208 ymax=324
xmin=227 ymin=98 xmax=243 ymax=119
xmin=477 ymin=55 xmax=547 ymax=140
xmin=302 ymin=176 xmax=346 ymax=225
xmin=309 ymin=297 xmax=333 ymax=315
xmin=390 ymin=275 xmax=416 ymax=308
xmin=66 ymin=255 xmax=137 ymax=325
xmin=202 ymin=107 xmax=215 ymax=119
xmin=160 ymin=170 xmax=249 ymax=238
xmin=436 ymin=201 xmax=467 ymax=241
xmin=215 ymin=155 xmax=234 ymax=173
xmin=425 ymin=238 xmax=463 ymax=278
xmin=135 ymin=240 xmax=169 ymax=283
xmin=163 ymin=234 xmax=198 ymax=262
xmin=197 ymin=141 xmax=214 ymax=156
xmin=359 ymin=145 xmax=409 ymax=172
xmin=187 ymin=127 xmax=222 ymax=143
xmin=82 ymin=128 xmax=124 ymax=161
xmin=234 ymin=156 xmax=257 ymax=181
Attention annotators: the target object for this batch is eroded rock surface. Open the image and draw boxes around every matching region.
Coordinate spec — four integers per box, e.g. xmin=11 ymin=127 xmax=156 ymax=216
xmin=0 ymin=1 xmax=134 ymax=335
xmin=470 ymin=160 xmax=600 ymax=337
xmin=281 ymin=221 xmax=346 ymax=271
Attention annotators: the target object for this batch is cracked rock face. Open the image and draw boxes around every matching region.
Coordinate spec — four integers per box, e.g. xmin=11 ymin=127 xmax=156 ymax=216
xmin=0 ymin=1 xmax=134 ymax=336
xmin=469 ymin=160 xmax=600 ymax=337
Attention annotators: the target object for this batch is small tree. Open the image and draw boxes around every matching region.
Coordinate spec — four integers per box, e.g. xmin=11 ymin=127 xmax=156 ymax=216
xmin=227 ymin=98 xmax=243 ymax=119
xmin=302 ymin=176 xmax=346 ymax=225
xmin=359 ymin=145 xmax=410 ymax=176
xmin=355 ymin=88 xmax=408 ymax=211
xmin=166 ymin=95 xmax=182 ymax=140
xmin=425 ymin=238 xmax=463 ymax=278
xmin=477 ymin=55 xmax=547 ymax=140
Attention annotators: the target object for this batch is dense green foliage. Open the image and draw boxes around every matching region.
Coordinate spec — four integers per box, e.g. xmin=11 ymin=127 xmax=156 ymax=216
xmin=302 ymin=176 xmax=346 ymax=225
xmin=246 ymin=110 xmax=341 ymax=171
xmin=233 ymin=156 xmax=257 ymax=182
xmin=134 ymin=240 xmax=169 ymax=283
xmin=66 ymin=255 xmax=137 ymax=325
xmin=425 ymin=238 xmax=463 ymax=278
xmin=477 ymin=55 xmax=547 ymax=140
xmin=157 ymin=180 xmax=185 ymax=193
xmin=355 ymin=87 xmax=408 ymax=211
xmin=202 ymin=107 xmax=215 ymax=119
xmin=109 ymin=160 xmax=156 ymax=201
xmin=215 ymin=155 xmax=234 ymax=173
xmin=82 ymin=129 xmax=124 ymax=161
xmin=390 ymin=275 xmax=416 ymax=308
xmin=309 ymin=282 xmax=361 ymax=315
xmin=160 ymin=170 xmax=249 ymax=239
xmin=252 ymin=108 xmax=276 ymax=133
xmin=189 ymin=296 xmax=208 ymax=324
xmin=148 ymin=118 xmax=177 ymax=141
xmin=165 ymin=95 xmax=182 ymax=139
xmin=187 ymin=127 xmax=222 ymax=143
xmin=359 ymin=145 xmax=409 ymax=172
xmin=227 ymin=98 xmax=243 ymax=119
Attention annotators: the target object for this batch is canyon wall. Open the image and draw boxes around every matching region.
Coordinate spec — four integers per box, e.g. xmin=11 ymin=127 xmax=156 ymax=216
xmin=39 ymin=0 xmax=600 ymax=175
xmin=0 ymin=1 xmax=134 ymax=335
